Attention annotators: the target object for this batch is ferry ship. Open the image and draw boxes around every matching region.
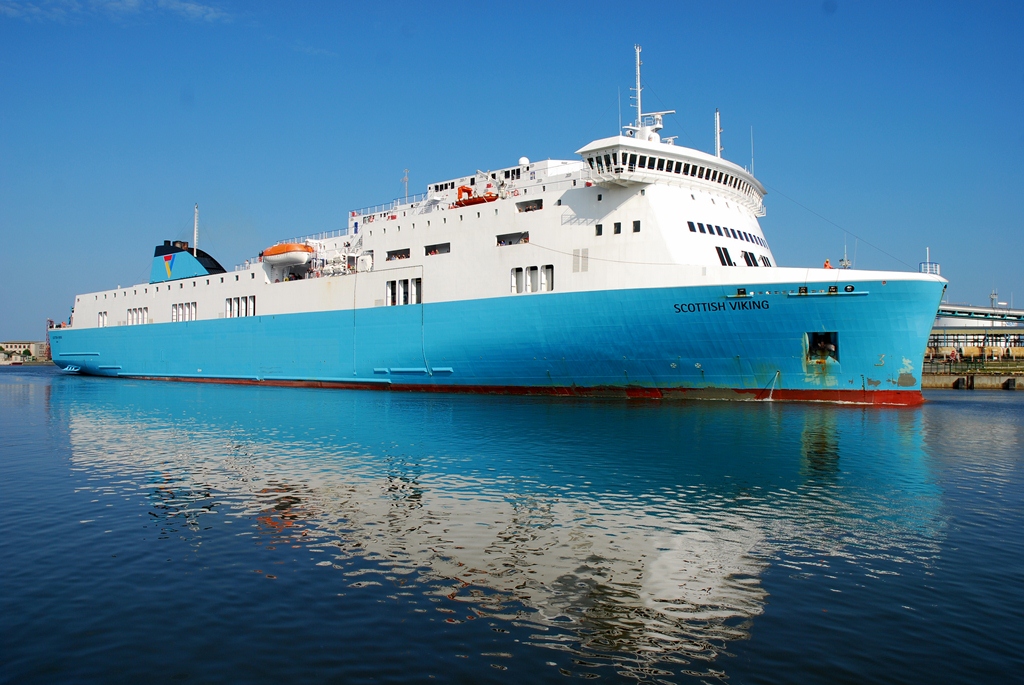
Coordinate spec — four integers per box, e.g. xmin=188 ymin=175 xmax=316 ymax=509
xmin=49 ymin=47 xmax=946 ymax=405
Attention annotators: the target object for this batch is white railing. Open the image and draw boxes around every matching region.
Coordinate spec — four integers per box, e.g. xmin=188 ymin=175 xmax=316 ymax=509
xmin=352 ymin=191 xmax=429 ymax=217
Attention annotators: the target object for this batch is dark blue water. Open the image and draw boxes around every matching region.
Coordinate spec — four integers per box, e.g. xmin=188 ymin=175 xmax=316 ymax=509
xmin=2 ymin=366 xmax=1022 ymax=684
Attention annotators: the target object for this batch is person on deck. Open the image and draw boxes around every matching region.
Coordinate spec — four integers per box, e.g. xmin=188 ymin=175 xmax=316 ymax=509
xmin=823 ymin=259 xmax=833 ymax=269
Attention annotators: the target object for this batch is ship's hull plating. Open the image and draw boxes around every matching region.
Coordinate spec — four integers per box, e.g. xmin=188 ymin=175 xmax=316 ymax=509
xmin=50 ymin=278 xmax=944 ymax=405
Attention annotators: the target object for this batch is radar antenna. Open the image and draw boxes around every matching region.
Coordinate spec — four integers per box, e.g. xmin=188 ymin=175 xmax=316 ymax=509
xmin=622 ymin=45 xmax=674 ymax=140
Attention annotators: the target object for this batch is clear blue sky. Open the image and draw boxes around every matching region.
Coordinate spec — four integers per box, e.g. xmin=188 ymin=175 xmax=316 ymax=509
xmin=1 ymin=0 xmax=1021 ymax=340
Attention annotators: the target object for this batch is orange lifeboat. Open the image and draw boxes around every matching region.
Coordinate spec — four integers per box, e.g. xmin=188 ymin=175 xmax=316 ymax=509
xmin=453 ymin=185 xmax=498 ymax=208
xmin=263 ymin=242 xmax=314 ymax=267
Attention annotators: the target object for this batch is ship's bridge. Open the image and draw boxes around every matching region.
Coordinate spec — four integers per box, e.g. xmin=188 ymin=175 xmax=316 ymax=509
xmin=576 ymin=135 xmax=766 ymax=217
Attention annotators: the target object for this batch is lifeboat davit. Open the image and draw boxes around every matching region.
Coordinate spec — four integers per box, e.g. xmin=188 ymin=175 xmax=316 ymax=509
xmin=263 ymin=242 xmax=314 ymax=267
xmin=452 ymin=184 xmax=499 ymax=208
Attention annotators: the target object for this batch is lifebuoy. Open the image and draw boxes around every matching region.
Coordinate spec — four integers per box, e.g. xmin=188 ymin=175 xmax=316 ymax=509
xmin=512 ymin=189 xmax=520 ymax=196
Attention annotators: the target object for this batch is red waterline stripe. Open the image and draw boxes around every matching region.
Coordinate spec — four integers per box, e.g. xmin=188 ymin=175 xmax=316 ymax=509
xmin=123 ymin=375 xmax=925 ymax=406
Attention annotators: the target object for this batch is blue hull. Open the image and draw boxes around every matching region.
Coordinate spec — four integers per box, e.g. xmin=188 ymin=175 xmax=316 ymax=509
xmin=49 ymin=279 xmax=944 ymax=405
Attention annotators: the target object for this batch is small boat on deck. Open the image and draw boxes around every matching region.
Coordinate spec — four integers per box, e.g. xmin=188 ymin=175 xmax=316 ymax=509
xmin=262 ymin=243 xmax=314 ymax=267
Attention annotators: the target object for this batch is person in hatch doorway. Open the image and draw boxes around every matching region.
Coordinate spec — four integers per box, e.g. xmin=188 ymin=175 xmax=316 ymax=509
xmin=823 ymin=259 xmax=833 ymax=269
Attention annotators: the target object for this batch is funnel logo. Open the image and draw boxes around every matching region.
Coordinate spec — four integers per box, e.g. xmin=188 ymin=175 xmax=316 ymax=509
xmin=163 ymin=254 xmax=175 ymax=278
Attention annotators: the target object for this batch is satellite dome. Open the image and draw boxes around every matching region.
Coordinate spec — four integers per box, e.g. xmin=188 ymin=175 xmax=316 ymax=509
xmin=518 ymin=156 xmax=530 ymax=166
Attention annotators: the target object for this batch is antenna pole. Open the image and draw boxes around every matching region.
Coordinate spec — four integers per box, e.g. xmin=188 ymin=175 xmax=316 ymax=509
xmin=634 ymin=44 xmax=642 ymax=127
xmin=715 ymin=109 xmax=722 ymax=158
xmin=193 ymin=204 xmax=198 ymax=256
xmin=750 ymin=126 xmax=755 ymax=175
xmin=402 ymin=169 xmax=409 ymax=204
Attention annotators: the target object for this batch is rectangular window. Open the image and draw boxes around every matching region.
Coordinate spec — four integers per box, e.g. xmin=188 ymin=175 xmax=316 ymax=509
xmin=688 ymin=221 xmax=697 ymax=232
xmin=638 ymin=156 xmax=647 ymax=168
xmin=674 ymin=161 xmax=682 ymax=173
xmin=234 ymin=297 xmax=241 ymax=317
xmin=698 ymin=167 xmax=705 ymax=179
xmin=425 ymin=242 xmax=450 ymax=256
xmin=760 ymin=256 xmax=772 ymax=267
xmin=614 ymin=222 xmax=622 ymax=234
xmin=386 ymin=280 xmax=396 ymax=306
xmin=633 ymin=220 xmax=640 ymax=233
xmin=386 ymin=248 xmax=411 ymax=261
xmin=730 ymin=228 xmax=738 ymax=239
xmin=496 ymin=232 xmax=528 ymax=246
xmin=683 ymin=163 xmax=691 ymax=175
xmin=595 ymin=223 xmax=603 ymax=236
xmin=400 ymin=279 xmax=409 ymax=305
xmin=715 ymin=246 xmax=729 ymax=266
xmin=515 ymin=199 xmax=543 ymax=212
xmin=511 ymin=267 xmax=524 ymax=293
xmin=647 ymin=157 xmax=656 ymax=169
xmin=628 ymin=153 xmax=637 ymax=170
xmin=411 ymin=278 xmax=422 ymax=304
xmin=698 ymin=223 xmax=707 ymax=234
xmin=527 ymin=266 xmax=539 ymax=293
xmin=225 ymin=299 xmax=231 ymax=318
xmin=604 ymin=154 xmax=612 ymax=169
xmin=722 ymin=247 xmax=735 ymax=266
xmin=143 ymin=307 xmax=148 ymax=324
xmin=541 ymin=265 xmax=554 ymax=292
xmin=656 ymin=158 xmax=665 ymax=171
xmin=249 ymin=296 xmax=256 ymax=316
xmin=595 ymin=156 xmax=604 ymax=172
xmin=171 ymin=304 xmax=178 ymax=323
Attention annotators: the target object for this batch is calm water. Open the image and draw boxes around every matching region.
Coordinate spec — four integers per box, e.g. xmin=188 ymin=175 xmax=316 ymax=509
xmin=1 ymin=366 xmax=1022 ymax=684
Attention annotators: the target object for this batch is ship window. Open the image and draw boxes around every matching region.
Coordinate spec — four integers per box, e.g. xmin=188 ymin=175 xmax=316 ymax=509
xmin=511 ymin=267 xmax=524 ymax=294
xmin=516 ymin=199 xmax=543 ymax=212
xmin=425 ymin=242 xmax=450 ymax=256
xmin=386 ymin=280 xmax=396 ymax=306
xmin=808 ymin=332 xmax=839 ymax=362
xmin=597 ymin=194 xmax=602 ymax=201
xmin=760 ymin=256 xmax=772 ymax=267
xmin=411 ymin=278 xmax=422 ymax=304
xmin=595 ymin=224 xmax=603 ymax=236
xmin=587 ymin=158 xmax=594 ymax=169
xmin=633 ymin=220 xmax=640 ymax=233
xmin=690 ymin=165 xmax=698 ymax=176
xmin=604 ymin=154 xmax=612 ymax=168
xmin=656 ymin=158 xmax=665 ymax=171
xmin=614 ymin=222 xmax=621 ymax=234
xmin=742 ymin=251 xmax=758 ymax=267
xmin=527 ymin=266 xmax=539 ymax=293
xmin=688 ymin=221 xmax=697 ymax=232
xmin=715 ymin=246 xmax=728 ymax=266
xmin=714 ymin=225 xmax=722 ymax=236
xmin=143 ymin=307 xmax=148 ymax=323
xmin=638 ymin=155 xmax=647 ymax=167
xmin=672 ymin=161 xmax=681 ymax=173
xmin=722 ymin=247 xmax=735 ymax=266
xmin=249 ymin=296 xmax=256 ymax=315
xmin=628 ymin=154 xmax=637 ymax=170
xmin=595 ymin=157 xmax=604 ymax=172
xmin=386 ymin=248 xmax=411 ymax=261
xmin=541 ymin=265 xmax=554 ymax=291
xmin=496 ymin=231 xmax=528 ymax=246
xmin=697 ymin=223 xmax=706 ymax=234
xmin=683 ymin=163 xmax=691 ymax=175
xmin=225 ymin=299 xmax=230 ymax=318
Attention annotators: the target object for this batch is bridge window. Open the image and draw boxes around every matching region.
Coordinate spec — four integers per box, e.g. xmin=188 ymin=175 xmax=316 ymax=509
xmin=656 ymin=158 xmax=665 ymax=171
xmin=648 ymin=157 xmax=657 ymax=169
xmin=604 ymin=154 xmax=612 ymax=168
xmin=638 ymin=155 xmax=646 ymax=168
xmin=674 ymin=161 xmax=682 ymax=173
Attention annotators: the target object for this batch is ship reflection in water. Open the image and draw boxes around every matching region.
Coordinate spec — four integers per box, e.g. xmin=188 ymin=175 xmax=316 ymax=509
xmin=52 ymin=377 xmax=945 ymax=681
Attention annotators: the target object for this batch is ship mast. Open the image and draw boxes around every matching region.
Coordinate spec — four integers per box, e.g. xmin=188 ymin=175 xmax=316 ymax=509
xmin=633 ymin=44 xmax=642 ymax=127
xmin=715 ymin=109 xmax=723 ymax=158
xmin=193 ymin=204 xmax=199 ymax=256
